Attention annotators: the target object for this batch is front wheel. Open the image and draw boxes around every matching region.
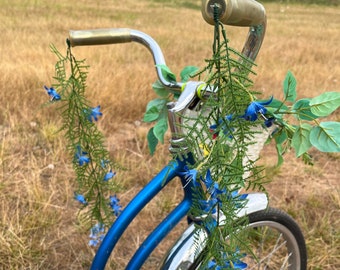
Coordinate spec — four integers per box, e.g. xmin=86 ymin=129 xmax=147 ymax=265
xmin=191 ymin=207 xmax=307 ymax=270
xmin=243 ymin=207 xmax=307 ymax=269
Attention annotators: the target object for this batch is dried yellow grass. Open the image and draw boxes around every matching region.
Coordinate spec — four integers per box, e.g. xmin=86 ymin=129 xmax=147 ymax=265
xmin=0 ymin=0 xmax=339 ymax=269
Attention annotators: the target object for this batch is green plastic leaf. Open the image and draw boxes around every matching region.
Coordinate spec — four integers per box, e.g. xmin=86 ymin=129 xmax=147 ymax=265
xmin=156 ymin=64 xmax=177 ymax=83
xmin=292 ymin=98 xmax=319 ymax=120
xmin=275 ymin=143 xmax=284 ymax=167
xmin=173 ymin=92 xmax=180 ymax=100
xmin=310 ymin=122 xmax=340 ymax=152
xmin=263 ymin=98 xmax=288 ymax=111
xmin=143 ymin=106 xmax=160 ymax=122
xmin=291 ymin=123 xmax=312 ymax=157
xmin=283 ymin=71 xmax=297 ymax=102
xmin=309 ymin=92 xmax=340 ymax=117
xmin=147 ymin=127 xmax=158 ymax=155
xmin=273 ymin=128 xmax=290 ymax=166
xmin=153 ymin=117 xmax=168 ymax=144
xmin=180 ymin=66 xmax=199 ymax=82
xmin=146 ymin=98 xmax=167 ymax=111
xmin=274 ymin=128 xmax=288 ymax=144
xmin=152 ymin=80 xmax=169 ymax=98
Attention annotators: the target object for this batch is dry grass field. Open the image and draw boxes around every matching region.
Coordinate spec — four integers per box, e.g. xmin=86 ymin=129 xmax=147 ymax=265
xmin=0 ymin=0 xmax=339 ymax=269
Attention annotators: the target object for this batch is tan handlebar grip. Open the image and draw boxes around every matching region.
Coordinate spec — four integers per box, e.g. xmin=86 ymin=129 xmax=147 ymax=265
xmin=68 ymin=28 xmax=132 ymax=47
xmin=201 ymin=0 xmax=265 ymax=26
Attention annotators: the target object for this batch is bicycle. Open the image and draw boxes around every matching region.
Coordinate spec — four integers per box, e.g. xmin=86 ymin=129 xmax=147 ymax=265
xmin=67 ymin=0 xmax=308 ymax=269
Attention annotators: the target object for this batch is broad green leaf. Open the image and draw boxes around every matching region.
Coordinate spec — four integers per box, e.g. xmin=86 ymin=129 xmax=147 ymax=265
xmin=143 ymin=106 xmax=160 ymax=122
xmin=156 ymin=64 xmax=177 ymax=83
xmin=152 ymin=80 xmax=169 ymax=97
xmin=146 ymin=98 xmax=167 ymax=111
xmin=275 ymin=143 xmax=284 ymax=167
xmin=292 ymin=98 xmax=319 ymax=120
xmin=273 ymin=127 xmax=289 ymax=166
xmin=310 ymin=122 xmax=340 ymax=152
xmin=283 ymin=71 xmax=297 ymax=102
xmin=266 ymin=110 xmax=284 ymax=121
xmin=291 ymin=123 xmax=312 ymax=157
xmin=173 ymin=92 xmax=180 ymax=100
xmin=274 ymin=127 xmax=288 ymax=144
xmin=153 ymin=117 xmax=168 ymax=144
xmin=180 ymin=66 xmax=199 ymax=82
xmin=147 ymin=127 xmax=158 ymax=155
xmin=309 ymin=92 xmax=340 ymax=117
xmin=263 ymin=98 xmax=288 ymax=111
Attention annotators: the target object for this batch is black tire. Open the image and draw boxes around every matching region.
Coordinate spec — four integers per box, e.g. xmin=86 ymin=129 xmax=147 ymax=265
xmin=190 ymin=207 xmax=307 ymax=270
xmin=245 ymin=207 xmax=307 ymax=270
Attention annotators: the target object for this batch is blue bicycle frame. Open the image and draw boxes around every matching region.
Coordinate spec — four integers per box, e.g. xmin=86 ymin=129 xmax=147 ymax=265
xmin=91 ymin=154 xmax=198 ymax=270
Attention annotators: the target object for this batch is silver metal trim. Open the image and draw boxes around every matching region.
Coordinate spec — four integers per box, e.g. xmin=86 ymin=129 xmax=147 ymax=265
xmin=69 ymin=28 xmax=183 ymax=92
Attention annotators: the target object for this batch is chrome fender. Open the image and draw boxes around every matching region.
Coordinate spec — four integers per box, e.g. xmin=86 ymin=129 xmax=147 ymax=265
xmin=159 ymin=193 xmax=268 ymax=270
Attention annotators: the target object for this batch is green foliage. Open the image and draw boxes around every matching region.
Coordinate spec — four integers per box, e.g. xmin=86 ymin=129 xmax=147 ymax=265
xmin=283 ymin=70 xmax=297 ymax=102
xmin=291 ymin=123 xmax=313 ymax=156
xmin=310 ymin=92 xmax=340 ymax=116
xmin=268 ymin=72 xmax=340 ymax=159
xmin=156 ymin=64 xmax=177 ymax=83
xmin=180 ymin=66 xmax=200 ymax=82
xmin=147 ymin=127 xmax=159 ymax=155
xmin=310 ymin=122 xmax=340 ymax=152
xmin=144 ymin=64 xmax=199 ymax=154
xmin=144 ymin=97 xmax=169 ymax=154
xmin=292 ymin=98 xmax=318 ymax=120
xmin=48 ymin=45 xmax=120 ymax=226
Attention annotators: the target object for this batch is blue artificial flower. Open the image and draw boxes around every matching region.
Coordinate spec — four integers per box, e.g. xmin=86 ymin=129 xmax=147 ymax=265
xmin=199 ymin=198 xmax=218 ymax=214
xmin=109 ymin=195 xmax=122 ymax=217
xmin=197 ymin=170 xmax=227 ymax=219
xmin=264 ymin=117 xmax=275 ymax=128
xmin=88 ymin=223 xmax=106 ymax=247
xmin=207 ymin=259 xmax=218 ymax=269
xmin=104 ymin=170 xmax=116 ymax=181
xmin=228 ymin=260 xmax=247 ymax=269
xmin=222 ymin=249 xmax=248 ymax=269
xmin=74 ymin=192 xmax=87 ymax=205
xmin=210 ymin=114 xmax=234 ymax=139
xmin=178 ymin=166 xmax=198 ymax=186
xmin=100 ymin=159 xmax=110 ymax=168
xmin=243 ymin=96 xmax=273 ymax=121
xmin=89 ymin=223 xmax=105 ymax=237
xmin=225 ymin=190 xmax=248 ymax=209
xmin=203 ymin=170 xmax=226 ymax=200
xmin=202 ymin=169 xmax=214 ymax=189
xmin=87 ymin=105 xmax=103 ymax=122
xmin=206 ymin=251 xmax=247 ymax=269
xmin=230 ymin=191 xmax=248 ymax=201
xmin=210 ymin=182 xmax=226 ymax=201
xmin=75 ymin=145 xmax=90 ymax=166
xmin=44 ymin=85 xmax=61 ymax=101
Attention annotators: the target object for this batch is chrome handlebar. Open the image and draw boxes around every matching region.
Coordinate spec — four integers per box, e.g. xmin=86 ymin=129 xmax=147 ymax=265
xmin=68 ymin=28 xmax=183 ymax=92
xmin=68 ymin=0 xmax=266 ymax=91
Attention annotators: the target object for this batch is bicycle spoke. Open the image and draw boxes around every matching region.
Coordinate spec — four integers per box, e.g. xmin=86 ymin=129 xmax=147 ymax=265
xmin=246 ymin=227 xmax=293 ymax=269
